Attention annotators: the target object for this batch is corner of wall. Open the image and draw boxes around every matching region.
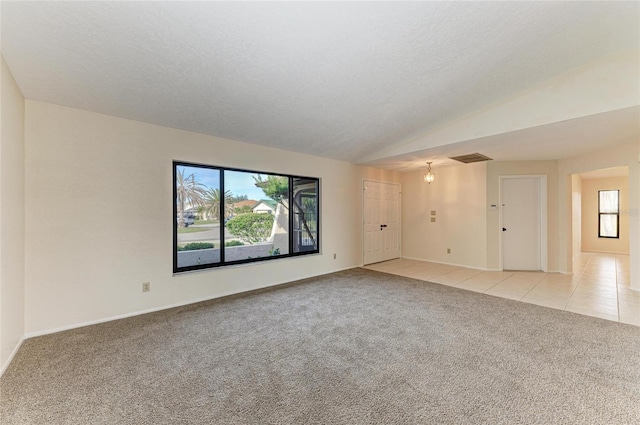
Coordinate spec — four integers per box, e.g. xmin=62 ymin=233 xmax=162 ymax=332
xmin=558 ymin=141 xmax=640 ymax=290
xmin=401 ymin=162 xmax=488 ymax=269
xmin=0 ymin=54 xmax=26 ymax=375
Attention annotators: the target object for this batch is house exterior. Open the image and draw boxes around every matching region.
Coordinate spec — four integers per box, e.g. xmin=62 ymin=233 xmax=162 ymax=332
xmin=231 ymin=200 xmax=258 ymax=212
xmin=252 ymin=199 xmax=278 ymax=215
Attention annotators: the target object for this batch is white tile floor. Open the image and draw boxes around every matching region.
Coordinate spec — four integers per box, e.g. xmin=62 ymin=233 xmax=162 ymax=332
xmin=364 ymin=252 xmax=639 ymax=326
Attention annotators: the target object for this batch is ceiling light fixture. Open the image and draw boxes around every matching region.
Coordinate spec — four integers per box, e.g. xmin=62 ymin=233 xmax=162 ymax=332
xmin=423 ymin=162 xmax=435 ymax=184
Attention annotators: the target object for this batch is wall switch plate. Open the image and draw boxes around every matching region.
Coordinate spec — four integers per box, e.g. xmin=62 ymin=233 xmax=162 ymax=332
xmin=142 ymin=282 xmax=151 ymax=292
xmin=447 ymin=248 xmax=451 ymax=254
xmin=430 ymin=210 xmax=436 ymax=216
xmin=430 ymin=217 xmax=436 ymax=222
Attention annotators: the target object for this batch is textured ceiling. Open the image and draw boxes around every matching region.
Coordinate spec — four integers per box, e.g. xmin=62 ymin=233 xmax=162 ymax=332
xmin=1 ymin=2 xmax=638 ymax=166
xmin=363 ymin=106 xmax=640 ymax=171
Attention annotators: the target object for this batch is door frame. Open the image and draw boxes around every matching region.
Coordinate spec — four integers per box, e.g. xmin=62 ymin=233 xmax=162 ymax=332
xmin=362 ymin=179 xmax=402 ymax=265
xmin=499 ymin=175 xmax=548 ymax=272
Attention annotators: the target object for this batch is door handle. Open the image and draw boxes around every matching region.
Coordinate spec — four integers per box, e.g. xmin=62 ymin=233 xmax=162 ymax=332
xmin=380 ymin=224 xmax=387 ymax=229
xmin=502 ymin=227 xmax=507 ymax=232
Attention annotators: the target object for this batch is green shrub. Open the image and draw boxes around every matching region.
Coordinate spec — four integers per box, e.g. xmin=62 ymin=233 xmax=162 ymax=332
xmin=225 ymin=240 xmax=245 ymax=247
xmin=178 ymin=242 xmax=215 ymax=251
xmin=234 ymin=205 xmax=254 ymax=214
xmin=225 ymin=213 xmax=274 ymax=244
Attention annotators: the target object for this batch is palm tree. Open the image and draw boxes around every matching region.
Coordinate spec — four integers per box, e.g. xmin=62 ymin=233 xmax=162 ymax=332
xmin=176 ymin=168 xmax=207 ymax=227
xmin=200 ymin=188 xmax=234 ymax=221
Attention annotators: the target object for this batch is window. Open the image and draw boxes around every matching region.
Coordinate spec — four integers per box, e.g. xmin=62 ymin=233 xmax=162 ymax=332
xmin=598 ymin=190 xmax=619 ymax=238
xmin=173 ymin=161 xmax=320 ymax=273
xmin=292 ymin=177 xmax=319 ymax=253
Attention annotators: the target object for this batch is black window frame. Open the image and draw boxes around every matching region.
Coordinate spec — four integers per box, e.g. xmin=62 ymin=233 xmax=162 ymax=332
xmin=598 ymin=189 xmax=619 ymax=239
xmin=173 ymin=160 xmax=320 ymax=273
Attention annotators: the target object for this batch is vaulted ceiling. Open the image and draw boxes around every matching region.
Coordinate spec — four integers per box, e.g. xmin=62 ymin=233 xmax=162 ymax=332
xmin=2 ymin=2 xmax=638 ymax=170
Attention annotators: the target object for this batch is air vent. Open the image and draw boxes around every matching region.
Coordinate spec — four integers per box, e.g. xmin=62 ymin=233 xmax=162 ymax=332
xmin=449 ymin=153 xmax=493 ymax=164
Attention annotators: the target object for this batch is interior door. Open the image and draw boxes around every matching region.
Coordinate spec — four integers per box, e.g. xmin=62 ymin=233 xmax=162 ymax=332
xmin=501 ymin=177 xmax=541 ymax=271
xmin=363 ymin=181 xmax=382 ymax=264
xmin=364 ymin=181 xmax=400 ymax=265
xmin=381 ymin=182 xmax=400 ymax=262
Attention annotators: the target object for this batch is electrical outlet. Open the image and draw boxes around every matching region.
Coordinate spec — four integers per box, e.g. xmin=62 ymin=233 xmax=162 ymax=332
xmin=447 ymin=248 xmax=451 ymax=254
xmin=333 ymin=253 xmax=337 ymax=259
xmin=142 ymin=282 xmax=151 ymax=292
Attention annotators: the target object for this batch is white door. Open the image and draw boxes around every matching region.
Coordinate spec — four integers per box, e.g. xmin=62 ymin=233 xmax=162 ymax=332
xmin=501 ymin=177 xmax=541 ymax=271
xmin=364 ymin=181 xmax=400 ymax=265
xmin=381 ymin=182 xmax=400 ymax=262
xmin=363 ymin=182 xmax=382 ymax=264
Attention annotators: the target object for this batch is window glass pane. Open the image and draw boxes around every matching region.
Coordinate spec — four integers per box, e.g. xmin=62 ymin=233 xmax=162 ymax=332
xmin=224 ymin=170 xmax=289 ymax=260
xmin=599 ymin=214 xmax=618 ymax=238
xmin=599 ymin=190 xmax=619 ymax=213
xmin=175 ymin=165 xmax=221 ymax=269
xmin=174 ymin=161 xmax=319 ymax=273
xmin=293 ymin=178 xmax=319 ymax=253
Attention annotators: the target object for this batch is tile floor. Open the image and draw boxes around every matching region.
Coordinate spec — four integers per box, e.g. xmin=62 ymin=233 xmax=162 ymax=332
xmin=364 ymin=252 xmax=639 ymax=326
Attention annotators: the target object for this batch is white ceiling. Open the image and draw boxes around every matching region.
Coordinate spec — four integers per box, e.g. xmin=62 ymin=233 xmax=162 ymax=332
xmin=363 ymin=106 xmax=640 ymax=171
xmin=2 ymin=2 xmax=638 ymax=168
xmin=579 ymin=166 xmax=628 ymax=180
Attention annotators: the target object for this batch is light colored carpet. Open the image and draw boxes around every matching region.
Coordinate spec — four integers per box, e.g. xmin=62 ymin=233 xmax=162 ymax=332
xmin=2 ymin=268 xmax=639 ymax=424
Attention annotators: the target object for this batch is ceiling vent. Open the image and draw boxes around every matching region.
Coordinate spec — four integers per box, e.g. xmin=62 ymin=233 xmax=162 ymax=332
xmin=449 ymin=153 xmax=493 ymax=164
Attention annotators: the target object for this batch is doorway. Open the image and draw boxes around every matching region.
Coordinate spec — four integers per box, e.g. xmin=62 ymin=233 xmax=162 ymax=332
xmin=363 ymin=180 xmax=401 ymax=265
xmin=574 ymin=167 xmax=630 ymax=256
xmin=500 ymin=176 xmax=547 ymax=271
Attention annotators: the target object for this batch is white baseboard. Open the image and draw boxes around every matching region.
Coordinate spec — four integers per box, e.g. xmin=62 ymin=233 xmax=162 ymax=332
xmin=24 ymin=266 xmax=359 ymax=339
xmin=1 ymin=337 xmax=24 ymax=378
xmin=24 ymin=300 xmax=218 ymax=339
xmin=398 ymin=257 xmax=566 ymax=274
xmin=400 ymin=256 xmax=491 ymax=271
xmin=580 ymin=250 xmax=630 ymax=255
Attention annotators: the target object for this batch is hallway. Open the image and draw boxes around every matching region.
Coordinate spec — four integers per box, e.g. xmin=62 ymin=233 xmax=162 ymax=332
xmin=365 ymin=252 xmax=638 ymax=326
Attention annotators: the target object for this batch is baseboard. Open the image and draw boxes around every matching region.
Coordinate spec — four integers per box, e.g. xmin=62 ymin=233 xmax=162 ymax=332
xmin=24 ymin=265 xmax=359 ymax=340
xmin=400 ymin=256 xmax=491 ymax=271
xmin=398 ymin=257 xmax=566 ymax=274
xmin=1 ymin=336 xmax=24 ymax=378
xmin=580 ymin=250 xmax=630 ymax=255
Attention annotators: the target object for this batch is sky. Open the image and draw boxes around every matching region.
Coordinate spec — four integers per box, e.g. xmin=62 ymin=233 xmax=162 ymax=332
xmin=225 ymin=170 xmax=267 ymax=200
xmin=177 ymin=165 xmax=271 ymax=200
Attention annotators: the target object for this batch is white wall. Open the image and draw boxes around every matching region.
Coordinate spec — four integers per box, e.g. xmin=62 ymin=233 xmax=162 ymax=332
xmin=401 ymin=162 xmax=487 ymax=269
xmin=571 ymin=174 xmax=582 ymax=260
xmin=0 ymin=56 xmax=26 ymax=373
xmin=24 ymin=100 xmax=400 ymax=336
xmin=559 ymin=142 xmax=639 ymax=290
xmin=637 ymin=138 xmax=640 ymax=290
xmin=402 ymin=160 xmax=559 ymax=272
xmin=581 ymin=176 xmax=629 ymax=254
xmin=395 ymin=151 xmax=636 ymax=282
xmin=486 ymin=161 xmax=559 ymax=272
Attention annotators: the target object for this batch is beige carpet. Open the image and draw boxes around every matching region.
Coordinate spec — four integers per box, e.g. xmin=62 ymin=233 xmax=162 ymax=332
xmin=2 ymin=268 xmax=639 ymax=424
